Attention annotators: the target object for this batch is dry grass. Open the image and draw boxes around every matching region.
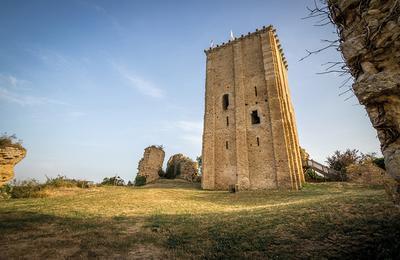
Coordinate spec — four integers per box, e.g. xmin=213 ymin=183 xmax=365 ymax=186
xmin=0 ymin=179 xmax=399 ymax=259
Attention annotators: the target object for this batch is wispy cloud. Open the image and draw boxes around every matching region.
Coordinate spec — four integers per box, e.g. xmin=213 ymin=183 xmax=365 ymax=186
xmin=176 ymin=120 xmax=203 ymax=132
xmin=162 ymin=120 xmax=203 ymax=146
xmin=113 ymin=63 xmax=164 ymax=98
xmin=0 ymin=88 xmax=68 ymax=106
xmin=78 ymin=0 xmax=125 ymax=33
xmin=25 ymin=48 xmax=73 ymax=70
xmin=0 ymin=73 xmax=68 ymax=106
xmin=0 ymin=74 xmax=29 ymax=88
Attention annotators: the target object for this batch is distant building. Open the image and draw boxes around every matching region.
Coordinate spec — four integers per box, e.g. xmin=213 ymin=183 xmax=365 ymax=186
xmin=201 ymin=25 xmax=304 ymax=190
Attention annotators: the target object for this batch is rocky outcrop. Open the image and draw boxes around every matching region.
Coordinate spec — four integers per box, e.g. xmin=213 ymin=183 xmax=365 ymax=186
xmin=327 ymin=0 xmax=400 ymax=202
xmin=137 ymin=146 xmax=165 ymax=184
xmin=0 ymin=146 xmax=26 ymax=186
xmin=346 ymin=162 xmax=387 ymax=185
xmin=166 ymin=154 xmax=199 ymax=182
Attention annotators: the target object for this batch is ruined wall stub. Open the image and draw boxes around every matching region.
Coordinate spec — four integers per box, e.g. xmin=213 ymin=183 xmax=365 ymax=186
xmin=202 ymin=25 xmax=304 ymax=191
xmin=137 ymin=145 xmax=165 ymax=184
xmin=166 ymin=153 xmax=199 ymax=182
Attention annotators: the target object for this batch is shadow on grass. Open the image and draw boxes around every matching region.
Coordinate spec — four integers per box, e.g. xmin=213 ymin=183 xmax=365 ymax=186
xmin=145 ymin=206 xmax=400 ymax=259
xmin=0 ymin=211 xmax=160 ymax=259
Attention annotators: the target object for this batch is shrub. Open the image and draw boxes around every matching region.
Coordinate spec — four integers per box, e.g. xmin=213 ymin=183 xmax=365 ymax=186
xmin=134 ymin=175 xmax=146 ymax=186
xmin=373 ymin=157 xmax=386 ymax=170
xmin=2 ymin=179 xmax=44 ymax=199
xmin=44 ymin=175 xmax=92 ymax=188
xmin=0 ymin=184 xmax=12 ymax=199
xmin=305 ymin=168 xmax=325 ymax=182
xmin=0 ymin=133 xmax=24 ymax=149
xmin=101 ymin=176 xmax=125 ymax=186
xmin=158 ymin=168 xmax=166 ymax=178
xmin=165 ymin=163 xmax=181 ymax=179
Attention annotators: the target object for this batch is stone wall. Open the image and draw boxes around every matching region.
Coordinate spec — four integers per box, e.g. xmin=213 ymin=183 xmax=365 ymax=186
xmin=0 ymin=146 xmax=26 ymax=186
xmin=166 ymin=154 xmax=199 ymax=182
xmin=137 ymin=146 xmax=165 ymax=184
xmin=202 ymin=25 xmax=304 ymax=191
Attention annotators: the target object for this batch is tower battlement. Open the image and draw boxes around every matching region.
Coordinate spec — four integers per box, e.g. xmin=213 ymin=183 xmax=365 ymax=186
xmin=204 ymin=25 xmax=288 ymax=69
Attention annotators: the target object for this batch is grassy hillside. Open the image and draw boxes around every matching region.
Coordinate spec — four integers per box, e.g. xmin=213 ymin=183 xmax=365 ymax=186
xmin=1 ymin=179 xmax=399 ymax=259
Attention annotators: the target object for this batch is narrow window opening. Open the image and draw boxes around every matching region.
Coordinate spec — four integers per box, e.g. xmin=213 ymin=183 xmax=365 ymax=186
xmin=226 ymin=141 xmax=229 ymax=149
xmin=255 ymin=86 xmax=258 ymax=97
xmin=222 ymin=94 xmax=229 ymax=110
xmin=251 ymin=110 xmax=261 ymax=124
xmin=257 ymin=137 xmax=260 ymax=146
xmin=226 ymin=116 xmax=229 ymax=126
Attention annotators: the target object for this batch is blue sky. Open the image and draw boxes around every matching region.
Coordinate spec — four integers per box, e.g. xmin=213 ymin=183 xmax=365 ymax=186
xmin=0 ymin=0 xmax=380 ymax=183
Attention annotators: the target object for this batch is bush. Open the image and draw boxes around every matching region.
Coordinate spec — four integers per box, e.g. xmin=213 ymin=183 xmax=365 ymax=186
xmin=0 ymin=179 xmax=44 ymax=199
xmin=305 ymin=168 xmax=325 ymax=182
xmin=134 ymin=175 xmax=146 ymax=186
xmin=45 ymin=175 xmax=92 ymax=188
xmin=0 ymin=184 xmax=12 ymax=199
xmin=0 ymin=133 xmax=24 ymax=149
xmin=373 ymin=157 xmax=386 ymax=170
xmin=158 ymin=168 xmax=166 ymax=178
xmin=165 ymin=163 xmax=181 ymax=179
xmin=101 ymin=176 xmax=125 ymax=186
xmin=0 ymin=176 xmax=93 ymax=199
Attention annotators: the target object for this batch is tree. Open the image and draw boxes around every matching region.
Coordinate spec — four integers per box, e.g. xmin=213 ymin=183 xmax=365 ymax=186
xmin=196 ymin=155 xmax=202 ymax=176
xmin=326 ymin=149 xmax=360 ymax=173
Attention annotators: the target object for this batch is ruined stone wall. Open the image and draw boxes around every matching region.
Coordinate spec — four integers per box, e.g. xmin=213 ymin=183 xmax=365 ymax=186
xmin=202 ymin=25 xmax=304 ymax=191
xmin=137 ymin=146 xmax=165 ymax=184
xmin=0 ymin=146 xmax=26 ymax=186
xmin=166 ymin=154 xmax=199 ymax=182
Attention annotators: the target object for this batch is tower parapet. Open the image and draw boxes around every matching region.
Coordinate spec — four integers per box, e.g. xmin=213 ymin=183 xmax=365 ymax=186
xmin=204 ymin=25 xmax=288 ymax=70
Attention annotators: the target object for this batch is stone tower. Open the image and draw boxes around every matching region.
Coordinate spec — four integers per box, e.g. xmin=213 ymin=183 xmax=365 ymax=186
xmin=201 ymin=25 xmax=304 ymax=191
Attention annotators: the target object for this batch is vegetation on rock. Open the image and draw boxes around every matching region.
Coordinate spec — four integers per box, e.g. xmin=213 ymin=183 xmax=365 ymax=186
xmin=0 ymin=133 xmax=24 ymax=150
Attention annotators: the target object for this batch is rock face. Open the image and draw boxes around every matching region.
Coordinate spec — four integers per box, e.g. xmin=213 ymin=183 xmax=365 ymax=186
xmin=137 ymin=146 xmax=165 ymax=184
xmin=327 ymin=0 xmax=400 ymax=201
xmin=346 ymin=162 xmax=387 ymax=185
xmin=166 ymin=154 xmax=199 ymax=182
xmin=0 ymin=146 xmax=26 ymax=186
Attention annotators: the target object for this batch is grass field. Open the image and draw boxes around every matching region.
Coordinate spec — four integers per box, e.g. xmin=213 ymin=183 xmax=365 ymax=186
xmin=1 ymin=179 xmax=399 ymax=259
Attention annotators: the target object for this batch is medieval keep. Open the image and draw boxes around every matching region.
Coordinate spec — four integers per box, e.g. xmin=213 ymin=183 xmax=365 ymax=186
xmin=201 ymin=25 xmax=304 ymax=191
